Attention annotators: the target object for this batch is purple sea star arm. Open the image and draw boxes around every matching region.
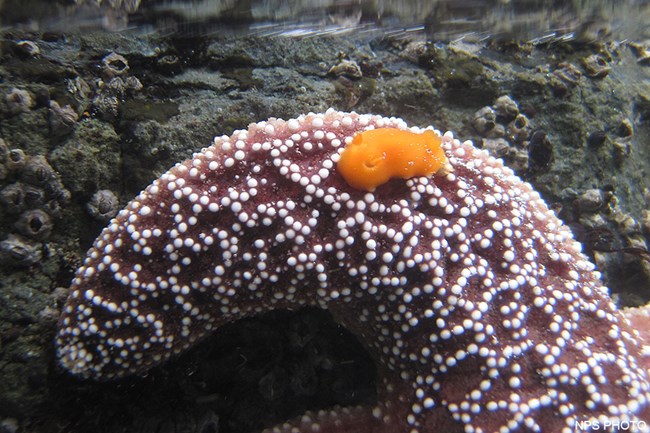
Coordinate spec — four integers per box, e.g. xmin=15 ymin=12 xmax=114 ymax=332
xmin=624 ymin=305 xmax=650 ymax=369
xmin=56 ymin=110 xmax=650 ymax=432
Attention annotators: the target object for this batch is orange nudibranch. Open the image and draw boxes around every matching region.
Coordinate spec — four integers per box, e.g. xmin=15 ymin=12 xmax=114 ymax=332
xmin=337 ymin=127 xmax=450 ymax=191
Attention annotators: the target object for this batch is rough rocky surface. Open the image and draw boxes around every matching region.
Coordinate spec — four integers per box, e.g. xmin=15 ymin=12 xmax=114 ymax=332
xmin=0 ymin=28 xmax=650 ymax=433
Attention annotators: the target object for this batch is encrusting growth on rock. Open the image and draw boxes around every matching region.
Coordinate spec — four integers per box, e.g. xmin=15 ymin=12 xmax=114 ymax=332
xmin=56 ymin=109 xmax=650 ymax=433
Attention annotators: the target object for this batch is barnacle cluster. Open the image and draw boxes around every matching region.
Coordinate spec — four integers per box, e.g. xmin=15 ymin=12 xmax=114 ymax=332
xmin=92 ymin=52 xmax=143 ymax=120
xmin=549 ymin=62 xmax=582 ymax=95
xmin=472 ymin=95 xmax=538 ymax=173
xmin=0 ymin=139 xmax=70 ymax=267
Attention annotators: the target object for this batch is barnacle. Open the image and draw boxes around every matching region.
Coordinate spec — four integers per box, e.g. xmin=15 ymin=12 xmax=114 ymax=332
xmin=0 ymin=234 xmax=42 ymax=267
xmin=86 ymin=190 xmax=120 ymax=222
xmin=15 ymin=209 xmax=53 ymax=241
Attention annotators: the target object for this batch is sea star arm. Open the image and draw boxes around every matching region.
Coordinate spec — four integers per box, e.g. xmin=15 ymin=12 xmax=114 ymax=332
xmin=56 ymin=110 xmax=650 ymax=432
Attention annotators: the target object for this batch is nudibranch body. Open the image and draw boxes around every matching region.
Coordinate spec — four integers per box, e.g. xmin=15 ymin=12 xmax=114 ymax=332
xmin=337 ymin=127 xmax=449 ymax=191
xmin=56 ymin=109 xmax=650 ymax=433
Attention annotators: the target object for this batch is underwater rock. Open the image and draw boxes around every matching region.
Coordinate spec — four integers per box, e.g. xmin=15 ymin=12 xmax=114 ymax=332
xmin=37 ymin=305 xmax=59 ymax=323
xmin=0 ymin=140 xmax=8 ymax=180
xmin=0 ymin=417 xmax=19 ymax=433
xmin=643 ymin=210 xmax=650 ymax=236
xmin=42 ymin=197 xmax=63 ymax=219
xmin=206 ymin=37 xmax=346 ymax=77
xmin=49 ymin=120 xmax=122 ymax=195
xmin=0 ymin=139 xmax=8 ymax=161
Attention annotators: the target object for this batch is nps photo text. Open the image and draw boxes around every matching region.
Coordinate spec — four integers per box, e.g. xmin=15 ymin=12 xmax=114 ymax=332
xmin=574 ymin=420 xmax=648 ymax=432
